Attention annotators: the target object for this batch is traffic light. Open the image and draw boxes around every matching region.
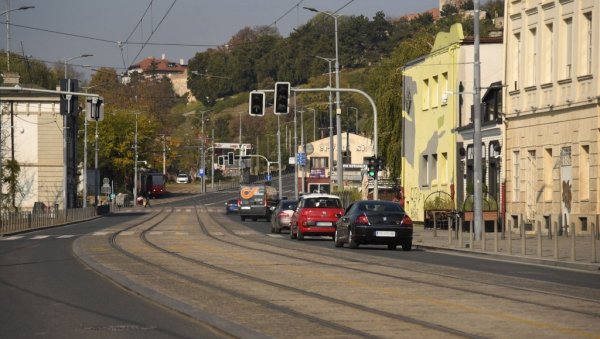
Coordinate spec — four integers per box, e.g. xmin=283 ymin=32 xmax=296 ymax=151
xmin=274 ymin=82 xmax=290 ymax=114
xmin=86 ymin=96 xmax=105 ymax=121
xmin=227 ymin=152 xmax=234 ymax=165
xmin=218 ymin=156 xmax=224 ymax=165
xmin=248 ymin=91 xmax=265 ymax=116
xmin=367 ymin=156 xmax=377 ymax=178
xmin=376 ymin=156 xmax=385 ymax=172
xmin=60 ymin=79 xmax=79 ymax=116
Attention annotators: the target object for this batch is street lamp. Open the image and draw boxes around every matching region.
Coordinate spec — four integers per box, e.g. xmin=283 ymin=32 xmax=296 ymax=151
xmin=348 ymin=106 xmax=358 ymax=134
xmin=305 ymin=7 xmax=343 ymax=191
xmin=64 ymin=54 xmax=93 ymax=78
xmin=315 ymin=55 xmax=336 ymax=189
xmin=306 ymin=107 xmax=317 ymax=142
xmin=4 ymin=5 xmax=34 ymax=71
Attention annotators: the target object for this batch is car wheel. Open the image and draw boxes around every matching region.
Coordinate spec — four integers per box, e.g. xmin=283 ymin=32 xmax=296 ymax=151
xmin=387 ymin=244 xmax=397 ymax=250
xmin=348 ymin=229 xmax=358 ymax=249
xmin=401 ymin=239 xmax=412 ymax=251
xmin=334 ymin=230 xmax=343 ymax=248
xmin=270 ymin=225 xmax=275 ymax=233
xmin=252 ymin=218 xmax=257 ymax=221
xmin=276 ymin=226 xmax=282 ymax=234
xmin=241 ymin=216 xmax=245 ymax=221
xmin=290 ymin=226 xmax=297 ymax=239
xmin=297 ymin=228 xmax=304 ymax=240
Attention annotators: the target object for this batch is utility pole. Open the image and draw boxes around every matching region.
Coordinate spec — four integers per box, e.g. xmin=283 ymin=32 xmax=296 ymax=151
xmin=277 ymin=115 xmax=282 ymax=199
xmin=473 ymin=0 xmax=483 ymax=240
xmin=211 ymin=129 xmax=214 ymax=191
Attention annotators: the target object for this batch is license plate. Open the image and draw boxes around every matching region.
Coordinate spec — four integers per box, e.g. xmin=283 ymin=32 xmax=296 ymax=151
xmin=316 ymin=222 xmax=332 ymax=226
xmin=376 ymin=231 xmax=395 ymax=237
xmin=241 ymin=206 xmax=251 ymax=210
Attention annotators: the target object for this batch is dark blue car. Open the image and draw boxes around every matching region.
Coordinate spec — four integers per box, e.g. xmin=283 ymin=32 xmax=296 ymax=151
xmin=225 ymin=199 xmax=239 ymax=214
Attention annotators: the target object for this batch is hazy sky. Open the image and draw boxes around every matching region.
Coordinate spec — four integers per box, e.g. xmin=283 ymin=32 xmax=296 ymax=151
xmin=2 ymin=0 xmax=439 ymax=75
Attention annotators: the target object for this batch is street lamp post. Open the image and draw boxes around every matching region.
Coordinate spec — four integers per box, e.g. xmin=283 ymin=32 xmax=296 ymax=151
xmin=306 ymin=107 xmax=316 ymax=142
xmin=306 ymin=7 xmax=342 ymax=191
xmin=61 ymin=53 xmax=92 ymax=210
xmin=4 ymin=5 xmax=34 ymax=71
xmin=133 ymin=112 xmax=139 ymax=206
xmin=315 ymin=55 xmax=335 ymax=189
xmin=348 ymin=106 xmax=358 ymax=134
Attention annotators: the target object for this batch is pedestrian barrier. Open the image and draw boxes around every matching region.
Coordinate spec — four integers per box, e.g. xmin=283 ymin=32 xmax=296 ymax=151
xmin=0 ymin=206 xmax=97 ymax=235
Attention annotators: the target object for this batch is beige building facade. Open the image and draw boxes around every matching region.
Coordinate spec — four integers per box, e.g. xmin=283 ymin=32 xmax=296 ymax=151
xmin=503 ymin=0 xmax=600 ymax=235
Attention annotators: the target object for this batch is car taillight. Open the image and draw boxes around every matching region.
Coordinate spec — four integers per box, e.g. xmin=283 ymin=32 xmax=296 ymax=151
xmin=277 ymin=211 xmax=287 ymax=218
xmin=401 ymin=214 xmax=413 ymax=228
xmin=355 ymin=213 xmax=369 ymax=225
xmin=237 ymin=199 xmax=241 ymax=206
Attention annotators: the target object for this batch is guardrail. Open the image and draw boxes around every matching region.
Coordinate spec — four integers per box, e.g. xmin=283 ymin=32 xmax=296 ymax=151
xmin=0 ymin=206 xmax=97 ymax=235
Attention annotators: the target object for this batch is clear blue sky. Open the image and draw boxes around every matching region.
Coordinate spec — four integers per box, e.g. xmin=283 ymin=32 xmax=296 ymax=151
xmin=2 ymin=0 xmax=439 ymax=75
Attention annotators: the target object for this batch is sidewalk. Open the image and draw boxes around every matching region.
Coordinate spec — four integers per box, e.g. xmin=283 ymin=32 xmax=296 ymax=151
xmin=412 ymin=225 xmax=600 ymax=272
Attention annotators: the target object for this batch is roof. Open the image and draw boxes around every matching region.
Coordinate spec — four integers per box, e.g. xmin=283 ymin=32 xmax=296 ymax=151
xmin=299 ymin=193 xmax=341 ymax=200
xmin=129 ymin=57 xmax=187 ymax=73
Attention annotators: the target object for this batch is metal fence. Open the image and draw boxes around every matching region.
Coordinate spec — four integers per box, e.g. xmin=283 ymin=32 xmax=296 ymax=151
xmin=0 ymin=206 xmax=97 ymax=235
xmin=427 ymin=212 xmax=599 ymax=264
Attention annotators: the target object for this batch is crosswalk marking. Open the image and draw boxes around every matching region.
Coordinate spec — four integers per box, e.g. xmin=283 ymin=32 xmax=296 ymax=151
xmin=1 ymin=235 xmax=24 ymax=241
xmin=30 ymin=235 xmax=50 ymax=240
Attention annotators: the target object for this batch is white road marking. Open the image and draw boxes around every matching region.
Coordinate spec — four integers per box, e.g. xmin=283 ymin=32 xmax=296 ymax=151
xmin=1 ymin=236 xmax=24 ymax=240
xmin=148 ymin=231 xmax=163 ymax=236
xmin=93 ymin=231 xmax=110 ymax=236
xmin=233 ymin=230 xmax=258 ymax=236
xmin=57 ymin=235 xmax=76 ymax=239
xmin=30 ymin=235 xmax=50 ymax=240
xmin=120 ymin=231 xmax=135 ymax=236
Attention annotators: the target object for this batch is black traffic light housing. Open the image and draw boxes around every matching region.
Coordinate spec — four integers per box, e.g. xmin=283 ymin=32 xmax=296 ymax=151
xmin=274 ymin=82 xmax=290 ymax=114
xmin=376 ymin=156 xmax=385 ymax=172
xmin=367 ymin=156 xmax=377 ymax=178
xmin=248 ymin=91 xmax=265 ymax=116
xmin=227 ymin=152 xmax=234 ymax=165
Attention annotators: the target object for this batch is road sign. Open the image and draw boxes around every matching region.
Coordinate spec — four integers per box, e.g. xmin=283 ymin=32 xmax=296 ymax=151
xmin=266 ymin=174 xmax=272 ymax=181
xmin=198 ymin=168 xmax=205 ymax=177
xmin=297 ymin=153 xmax=306 ymax=166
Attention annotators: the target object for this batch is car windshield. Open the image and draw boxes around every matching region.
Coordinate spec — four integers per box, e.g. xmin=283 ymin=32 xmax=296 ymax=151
xmin=281 ymin=201 xmax=297 ymax=210
xmin=304 ymin=198 xmax=341 ymax=208
xmin=178 ymin=174 xmax=187 ymax=178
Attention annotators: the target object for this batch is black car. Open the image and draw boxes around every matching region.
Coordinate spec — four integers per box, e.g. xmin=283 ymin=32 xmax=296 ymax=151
xmin=334 ymin=200 xmax=413 ymax=251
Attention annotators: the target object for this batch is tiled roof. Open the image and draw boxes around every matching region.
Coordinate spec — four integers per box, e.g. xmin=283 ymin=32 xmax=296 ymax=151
xmin=130 ymin=57 xmax=187 ymax=73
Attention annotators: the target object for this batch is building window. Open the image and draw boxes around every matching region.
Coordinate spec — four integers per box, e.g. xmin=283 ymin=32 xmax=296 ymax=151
xmin=431 ymin=153 xmax=438 ymax=182
xmin=528 ymin=27 xmax=537 ymax=86
xmin=580 ymin=145 xmax=590 ymax=200
xmin=543 ymin=23 xmax=553 ymax=84
xmin=544 ymin=148 xmax=553 ymax=201
xmin=310 ymin=157 xmax=328 ymax=169
xmin=512 ymin=151 xmax=520 ymax=201
xmin=432 ymin=75 xmax=439 ymax=108
xmin=563 ymin=17 xmax=573 ymax=79
xmin=441 ymin=73 xmax=448 ymax=106
xmin=423 ymin=78 xmax=429 ymax=110
xmin=440 ymin=152 xmax=448 ymax=183
xmin=583 ymin=12 xmax=593 ymax=75
xmin=421 ymin=155 xmax=429 ymax=187
xmin=526 ymin=150 xmax=537 ymax=211
xmin=512 ymin=32 xmax=521 ymax=90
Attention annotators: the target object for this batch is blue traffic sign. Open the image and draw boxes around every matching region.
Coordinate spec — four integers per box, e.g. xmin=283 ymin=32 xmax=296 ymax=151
xmin=198 ymin=168 xmax=205 ymax=177
xmin=266 ymin=174 xmax=272 ymax=181
xmin=297 ymin=152 xmax=306 ymax=166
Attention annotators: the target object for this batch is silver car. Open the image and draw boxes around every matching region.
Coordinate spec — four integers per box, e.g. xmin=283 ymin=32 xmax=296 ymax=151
xmin=270 ymin=200 xmax=297 ymax=233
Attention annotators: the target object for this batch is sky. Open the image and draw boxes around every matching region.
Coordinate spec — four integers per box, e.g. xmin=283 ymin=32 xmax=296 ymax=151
xmin=1 ymin=0 xmax=440 ymax=77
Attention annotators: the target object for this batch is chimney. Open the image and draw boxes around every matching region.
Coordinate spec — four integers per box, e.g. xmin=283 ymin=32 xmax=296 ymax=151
xmin=161 ymin=53 xmax=166 ymax=60
xmin=180 ymin=58 xmax=184 ymax=65
xmin=2 ymin=72 xmax=20 ymax=85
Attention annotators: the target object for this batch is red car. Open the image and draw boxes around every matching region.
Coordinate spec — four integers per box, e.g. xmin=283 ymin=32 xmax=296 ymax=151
xmin=290 ymin=194 xmax=344 ymax=240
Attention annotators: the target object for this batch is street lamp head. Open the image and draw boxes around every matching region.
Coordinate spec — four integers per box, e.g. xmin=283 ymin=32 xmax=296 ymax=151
xmin=81 ymin=54 xmax=93 ymax=58
xmin=303 ymin=6 xmax=318 ymax=12
xmin=17 ymin=6 xmax=35 ymax=10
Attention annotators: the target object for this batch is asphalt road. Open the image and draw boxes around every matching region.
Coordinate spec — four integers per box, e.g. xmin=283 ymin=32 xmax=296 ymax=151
xmin=0 ymin=214 xmax=230 ymax=339
xmin=1 ymin=178 xmax=598 ymax=338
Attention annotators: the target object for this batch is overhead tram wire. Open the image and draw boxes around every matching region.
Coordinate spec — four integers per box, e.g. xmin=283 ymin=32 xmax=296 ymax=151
xmin=267 ymin=0 xmax=306 ymax=28
xmin=121 ymin=0 xmax=155 ymax=68
xmin=127 ymin=0 xmax=178 ymax=70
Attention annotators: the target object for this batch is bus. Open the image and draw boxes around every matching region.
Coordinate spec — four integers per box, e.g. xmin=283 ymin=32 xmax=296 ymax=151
xmin=238 ymin=184 xmax=278 ymax=221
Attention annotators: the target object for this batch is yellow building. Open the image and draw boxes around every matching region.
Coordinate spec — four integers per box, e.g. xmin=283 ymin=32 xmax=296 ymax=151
xmin=401 ymin=23 xmax=504 ymax=223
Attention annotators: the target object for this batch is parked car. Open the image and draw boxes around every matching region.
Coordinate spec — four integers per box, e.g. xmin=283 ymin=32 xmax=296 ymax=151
xmin=225 ymin=199 xmax=239 ymax=214
xmin=270 ymin=199 xmax=297 ymax=233
xmin=290 ymin=193 xmax=344 ymax=240
xmin=176 ymin=173 xmax=191 ymax=183
xmin=334 ymin=200 xmax=413 ymax=251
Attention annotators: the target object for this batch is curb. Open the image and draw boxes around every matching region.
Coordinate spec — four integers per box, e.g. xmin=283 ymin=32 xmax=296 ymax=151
xmin=415 ymin=243 xmax=600 ymax=273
